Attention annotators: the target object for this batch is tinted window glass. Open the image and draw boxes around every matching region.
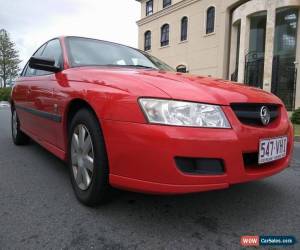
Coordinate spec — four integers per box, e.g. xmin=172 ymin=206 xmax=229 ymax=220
xmin=163 ymin=0 xmax=171 ymax=8
xmin=146 ymin=0 xmax=153 ymax=16
xmin=66 ymin=37 xmax=174 ymax=71
xmin=36 ymin=39 xmax=62 ymax=76
xmin=41 ymin=39 xmax=62 ymax=67
xmin=144 ymin=31 xmax=151 ymax=51
xmin=23 ymin=44 xmax=46 ymax=76
xmin=161 ymin=24 xmax=170 ymax=46
xmin=24 ymin=63 xmax=36 ymax=77
xmin=181 ymin=17 xmax=188 ymax=41
xmin=206 ymin=7 xmax=215 ymax=34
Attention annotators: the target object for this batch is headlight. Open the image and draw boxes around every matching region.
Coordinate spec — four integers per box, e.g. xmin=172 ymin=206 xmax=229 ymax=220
xmin=139 ymin=98 xmax=231 ymax=128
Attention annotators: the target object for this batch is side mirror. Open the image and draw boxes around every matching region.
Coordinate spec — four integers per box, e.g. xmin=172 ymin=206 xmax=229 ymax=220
xmin=29 ymin=56 xmax=61 ymax=73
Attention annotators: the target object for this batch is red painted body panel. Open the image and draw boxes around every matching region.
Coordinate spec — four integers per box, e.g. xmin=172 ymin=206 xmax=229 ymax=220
xmin=11 ymin=37 xmax=294 ymax=194
xmin=102 ymin=107 xmax=293 ymax=193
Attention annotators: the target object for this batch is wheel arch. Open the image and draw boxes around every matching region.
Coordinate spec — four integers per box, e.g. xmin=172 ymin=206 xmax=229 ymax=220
xmin=65 ymin=98 xmax=98 ymax=130
xmin=63 ymin=98 xmax=103 ymax=153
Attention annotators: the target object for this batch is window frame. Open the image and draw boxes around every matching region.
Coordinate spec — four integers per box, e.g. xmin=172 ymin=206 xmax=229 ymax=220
xmin=163 ymin=0 xmax=172 ymax=8
xmin=205 ymin=6 xmax=216 ymax=35
xmin=144 ymin=31 xmax=152 ymax=51
xmin=160 ymin=23 xmax=170 ymax=47
xmin=146 ymin=0 xmax=153 ymax=16
xmin=180 ymin=16 xmax=188 ymax=41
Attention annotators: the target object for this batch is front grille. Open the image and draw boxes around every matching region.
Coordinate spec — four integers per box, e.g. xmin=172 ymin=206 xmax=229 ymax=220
xmin=231 ymin=103 xmax=279 ymax=126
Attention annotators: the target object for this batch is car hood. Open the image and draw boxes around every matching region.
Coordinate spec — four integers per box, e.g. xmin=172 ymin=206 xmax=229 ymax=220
xmin=66 ymin=67 xmax=282 ymax=106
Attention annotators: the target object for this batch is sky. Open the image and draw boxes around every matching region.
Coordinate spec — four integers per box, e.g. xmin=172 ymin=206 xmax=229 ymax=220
xmin=0 ymin=0 xmax=140 ymax=68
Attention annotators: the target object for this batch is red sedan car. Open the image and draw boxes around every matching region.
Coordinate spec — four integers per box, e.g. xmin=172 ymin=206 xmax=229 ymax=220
xmin=11 ymin=36 xmax=294 ymax=206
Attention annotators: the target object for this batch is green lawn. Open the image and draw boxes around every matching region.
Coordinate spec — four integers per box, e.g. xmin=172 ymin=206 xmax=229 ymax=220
xmin=294 ymin=124 xmax=300 ymax=136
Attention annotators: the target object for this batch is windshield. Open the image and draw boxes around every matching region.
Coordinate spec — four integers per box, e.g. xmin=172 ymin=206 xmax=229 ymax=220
xmin=66 ymin=37 xmax=174 ymax=71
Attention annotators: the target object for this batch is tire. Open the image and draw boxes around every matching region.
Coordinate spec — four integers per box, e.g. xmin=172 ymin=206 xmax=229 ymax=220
xmin=11 ymin=107 xmax=30 ymax=145
xmin=68 ymin=109 xmax=110 ymax=206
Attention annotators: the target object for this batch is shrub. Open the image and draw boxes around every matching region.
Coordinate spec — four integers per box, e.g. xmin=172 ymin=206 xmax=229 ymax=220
xmin=0 ymin=87 xmax=12 ymax=102
xmin=291 ymin=107 xmax=300 ymax=124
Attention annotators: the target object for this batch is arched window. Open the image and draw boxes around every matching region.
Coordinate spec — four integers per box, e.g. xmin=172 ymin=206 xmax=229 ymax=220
xmin=144 ymin=31 xmax=151 ymax=51
xmin=206 ymin=6 xmax=215 ymax=34
xmin=161 ymin=24 xmax=170 ymax=47
xmin=176 ymin=65 xmax=187 ymax=73
xmin=181 ymin=16 xmax=188 ymax=41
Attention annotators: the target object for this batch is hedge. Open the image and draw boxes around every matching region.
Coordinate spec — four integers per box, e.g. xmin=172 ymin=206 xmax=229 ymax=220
xmin=0 ymin=87 xmax=11 ymax=102
xmin=291 ymin=107 xmax=300 ymax=125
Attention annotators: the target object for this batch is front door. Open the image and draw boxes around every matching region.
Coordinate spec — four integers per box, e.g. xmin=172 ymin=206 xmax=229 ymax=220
xmin=15 ymin=44 xmax=47 ymax=135
xmin=30 ymin=39 xmax=64 ymax=146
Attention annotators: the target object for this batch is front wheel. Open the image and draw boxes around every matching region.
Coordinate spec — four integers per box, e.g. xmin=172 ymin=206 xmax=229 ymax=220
xmin=68 ymin=109 xmax=110 ymax=206
xmin=11 ymin=107 xmax=30 ymax=145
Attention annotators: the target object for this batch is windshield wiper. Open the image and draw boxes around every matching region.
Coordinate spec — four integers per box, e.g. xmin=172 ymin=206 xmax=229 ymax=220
xmin=103 ymin=64 xmax=157 ymax=70
xmin=125 ymin=65 xmax=156 ymax=69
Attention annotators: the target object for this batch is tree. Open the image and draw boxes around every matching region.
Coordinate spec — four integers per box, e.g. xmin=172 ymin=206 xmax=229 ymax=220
xmin=291 ymin=107 xmax=300 ymax=124
xmin=0 ymin=29 xmax=21 ymax=88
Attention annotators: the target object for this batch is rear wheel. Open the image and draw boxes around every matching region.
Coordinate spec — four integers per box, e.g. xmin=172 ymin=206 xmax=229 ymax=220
xmin=11 ymin=107 xmax=30 ymax=145
xmin=68 ymin=109 xmax=110 ymax=206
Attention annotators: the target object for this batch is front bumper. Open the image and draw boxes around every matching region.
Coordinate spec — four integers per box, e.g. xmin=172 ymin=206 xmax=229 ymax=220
xmin=102 ymin=106 xmax=294 ymax=194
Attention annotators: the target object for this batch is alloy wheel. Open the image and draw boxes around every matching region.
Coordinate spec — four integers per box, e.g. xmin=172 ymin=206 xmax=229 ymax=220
xmin=71 ymin=124 xmax=95 ymax=190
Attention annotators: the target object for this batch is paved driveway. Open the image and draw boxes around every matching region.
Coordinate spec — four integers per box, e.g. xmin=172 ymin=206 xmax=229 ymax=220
xmin=0 ymin=107 xmax=299 ymax=249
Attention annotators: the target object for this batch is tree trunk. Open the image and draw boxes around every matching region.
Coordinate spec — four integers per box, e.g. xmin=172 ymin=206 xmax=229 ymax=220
xmin=3 ymin=66 xmax=6 ymax=88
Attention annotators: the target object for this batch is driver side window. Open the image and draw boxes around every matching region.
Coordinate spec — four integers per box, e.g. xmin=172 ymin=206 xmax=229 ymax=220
xmin=23 ymin=44 xmax=46 ymax=77
xmin=23 ymin=39 xmax=63 ymax=77
xmin=35 ymin=39 xmax=62 ymax=76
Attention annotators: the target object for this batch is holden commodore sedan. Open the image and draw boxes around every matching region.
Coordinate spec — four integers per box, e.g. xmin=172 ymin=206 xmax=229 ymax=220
xmin=11 ymin=36 xmax=294 ymax=206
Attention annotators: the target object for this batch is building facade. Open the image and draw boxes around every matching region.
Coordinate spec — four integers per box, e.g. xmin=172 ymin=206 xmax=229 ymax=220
xmin=136 ymin=0 xmax=300 ymax=110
